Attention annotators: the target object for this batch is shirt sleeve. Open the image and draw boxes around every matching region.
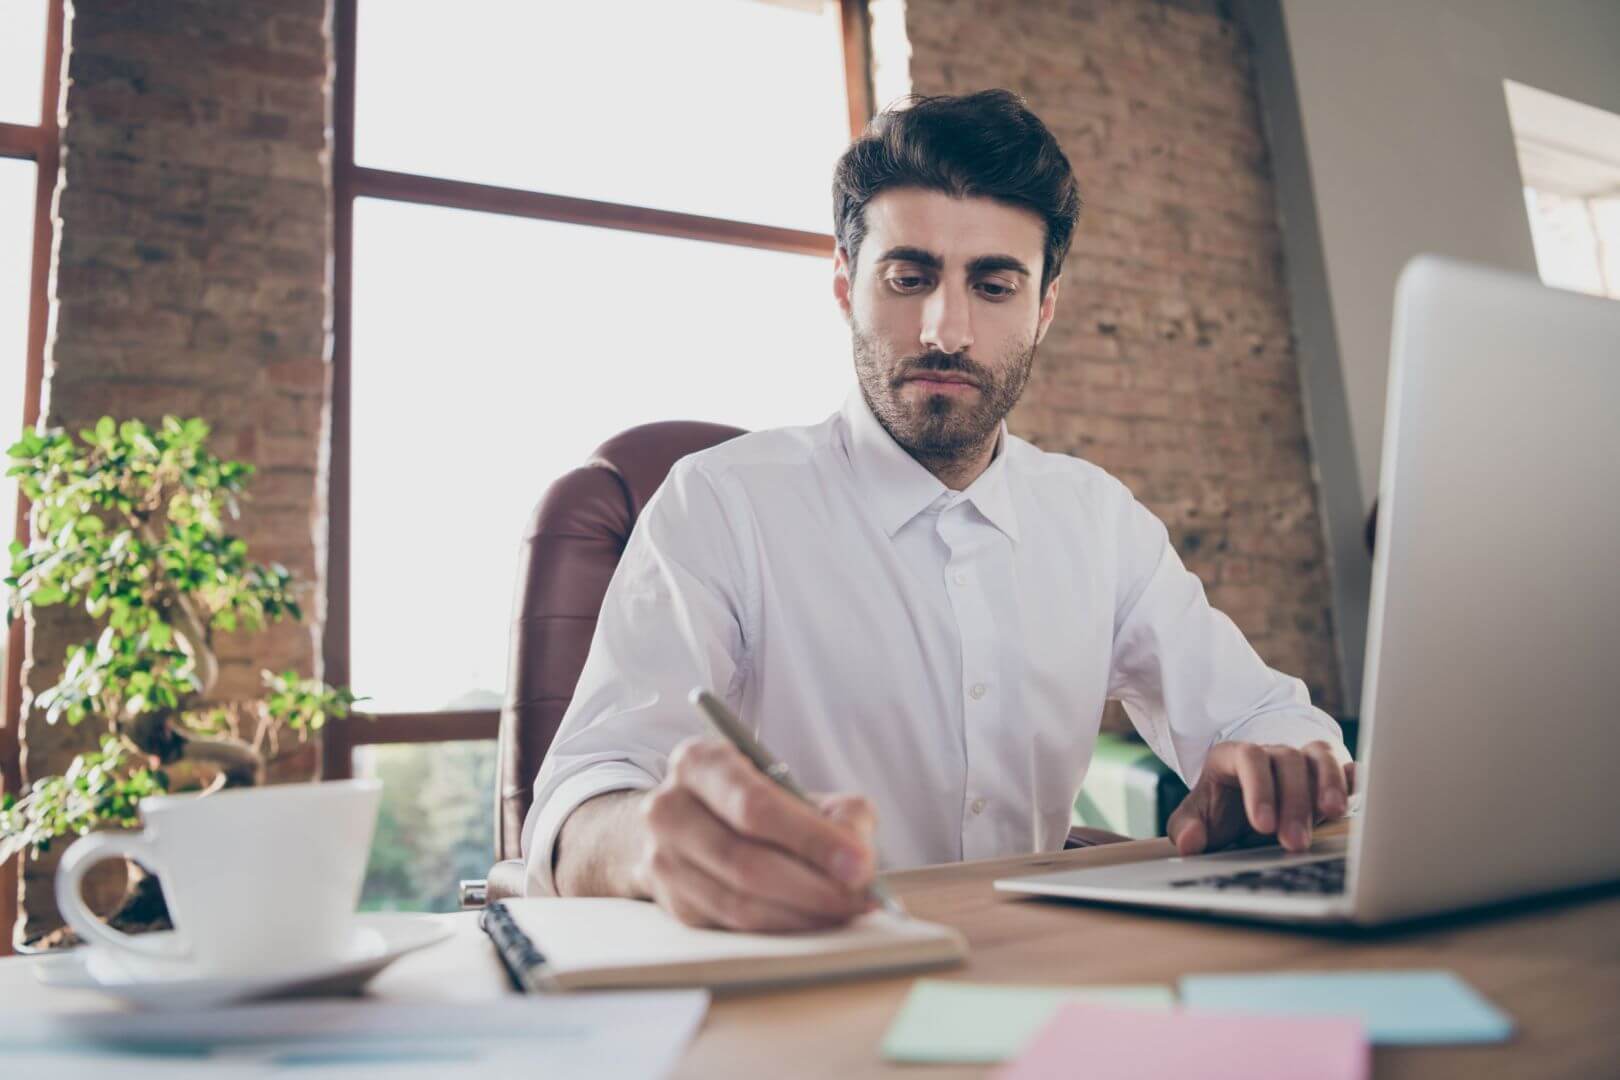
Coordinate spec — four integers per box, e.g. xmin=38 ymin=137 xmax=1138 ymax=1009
xmin=1104 ymin=486 xmax=1349 ymax=786
xmin=519 ymin=457 xmax=756 ymax=896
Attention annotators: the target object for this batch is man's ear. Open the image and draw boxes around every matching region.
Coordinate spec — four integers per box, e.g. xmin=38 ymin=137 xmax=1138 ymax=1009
xmin=833 ymin=245 xmax=854 ymax=323
xmin=1034 ymin=274 xmax=1061 ymax=345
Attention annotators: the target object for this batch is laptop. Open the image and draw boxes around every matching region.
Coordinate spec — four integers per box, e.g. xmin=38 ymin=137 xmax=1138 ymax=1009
xmin=995 ymin=256 xmax=1620 ymax=926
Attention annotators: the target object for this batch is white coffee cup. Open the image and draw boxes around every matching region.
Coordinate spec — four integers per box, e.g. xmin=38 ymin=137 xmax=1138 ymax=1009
xmin=55 ymin=779 xmax=382 ymax=976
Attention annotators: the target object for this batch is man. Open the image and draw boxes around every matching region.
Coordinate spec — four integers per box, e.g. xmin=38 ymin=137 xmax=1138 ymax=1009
xmin=522 ymin=90 xmax=1352 ymax=931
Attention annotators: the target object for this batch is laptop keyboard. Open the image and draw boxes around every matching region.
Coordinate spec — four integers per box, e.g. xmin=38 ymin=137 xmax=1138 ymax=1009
xmin=1169 ymin=855 xmax=1347 ymax=895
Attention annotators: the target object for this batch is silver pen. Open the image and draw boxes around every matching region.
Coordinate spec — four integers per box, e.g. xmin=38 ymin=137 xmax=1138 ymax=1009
xmin=688 ymin=687 xmax=907 ymax=917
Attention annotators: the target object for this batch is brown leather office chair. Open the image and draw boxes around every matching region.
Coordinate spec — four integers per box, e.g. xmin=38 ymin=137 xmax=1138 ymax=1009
xmin=469 ymin=418 xmax=1126 ymax=906
xmin=476 ymin=420 xmax=746 ymax=904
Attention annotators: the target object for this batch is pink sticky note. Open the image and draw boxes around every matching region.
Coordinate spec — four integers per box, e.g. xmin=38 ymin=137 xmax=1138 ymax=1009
xmin=993 ymin=1002 xmax=1369 ymax=1080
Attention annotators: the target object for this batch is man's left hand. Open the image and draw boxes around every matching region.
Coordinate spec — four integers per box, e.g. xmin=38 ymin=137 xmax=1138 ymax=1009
xmin=1167 ymin=740 xmax=1355 ymax=856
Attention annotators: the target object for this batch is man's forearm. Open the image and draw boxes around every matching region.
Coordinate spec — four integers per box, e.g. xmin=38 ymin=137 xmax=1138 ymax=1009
xmin=550 ymin=789 xmax=650 ymax=899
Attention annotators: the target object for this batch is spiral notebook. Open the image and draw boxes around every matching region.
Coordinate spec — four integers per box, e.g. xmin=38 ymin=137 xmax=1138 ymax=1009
xmin=480 ymin=897 xmax=967 ymax=992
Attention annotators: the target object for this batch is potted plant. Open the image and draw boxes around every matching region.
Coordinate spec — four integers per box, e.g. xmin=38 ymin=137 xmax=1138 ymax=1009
xmin=0 ymin=416 xmax=360 ymax=949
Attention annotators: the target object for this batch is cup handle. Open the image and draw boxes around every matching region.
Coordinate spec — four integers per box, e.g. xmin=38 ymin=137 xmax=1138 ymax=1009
xmin=55 ymin=830 xmax=190 ymax=962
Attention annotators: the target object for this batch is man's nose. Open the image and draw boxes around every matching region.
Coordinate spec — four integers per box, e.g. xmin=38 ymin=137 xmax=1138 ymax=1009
xmin=919 ymin=284 xmax=974 ymax=356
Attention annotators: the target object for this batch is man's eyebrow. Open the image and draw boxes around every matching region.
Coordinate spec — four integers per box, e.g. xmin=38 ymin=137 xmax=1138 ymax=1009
xmin=874 ymin=246 xmax=943 ymax=270
xmin=966 ymin=254 xmax=1032 ymax=277
xmin=873 ymin=247 xmax=1032 ymax=278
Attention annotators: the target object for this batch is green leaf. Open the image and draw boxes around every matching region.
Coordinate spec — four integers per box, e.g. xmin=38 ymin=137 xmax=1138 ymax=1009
xmin=3 ymin=414 xmax=355 ymax=828
xmin=0 ymin=741 xmax=169 ymax=857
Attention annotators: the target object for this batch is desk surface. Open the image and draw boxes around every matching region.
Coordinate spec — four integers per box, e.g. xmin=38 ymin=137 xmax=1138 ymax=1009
xmin=6 ymin=825 xmax=1619 ymax=1078
xmin=668 ymin=825 xmax=1620 ymax=1079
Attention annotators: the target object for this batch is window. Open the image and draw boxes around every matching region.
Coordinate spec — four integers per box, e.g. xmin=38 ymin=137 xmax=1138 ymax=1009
xmin=330 ymin=0 xmax=875 ymax=911
xmin=0 ymin=0 xmax=61 ymax=957
xmin=1506 ymin=80 xmax=1620 ymax=301
xmin=868 ymin=0 xmax=913 ymax=112
xmin=1522 ymin=188 xmax=1619 ymax=299
xmin=0 ymin=162 xmax=34 ymax=554
xmin=356 ymin=740 xmax=497 ymax=913
xmin=355 ymin=0 xmax=853 ymax=233
xmin=349 ymin=200 xmax=850 ymax=717
xmin=0 ymin=0 xmax=48 ymax=126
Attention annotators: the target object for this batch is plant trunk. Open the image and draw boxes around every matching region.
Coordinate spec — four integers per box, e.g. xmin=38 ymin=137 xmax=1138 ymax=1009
xmin=175 ymin=728 xmax=266 ymax=788
xmin=168 ymin=592 xmax=220 ymax=697
xmin=136 ymin=519 xmax=220 ymax=697
xmin=107 ymin=860 xmax=174 ymax=935
xmin=24 ymin=860 xmax=173 ymax=953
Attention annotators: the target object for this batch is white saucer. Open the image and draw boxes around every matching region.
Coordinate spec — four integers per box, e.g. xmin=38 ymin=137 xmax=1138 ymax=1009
xmin=35 ymin=912 xmax=451 ymax=1010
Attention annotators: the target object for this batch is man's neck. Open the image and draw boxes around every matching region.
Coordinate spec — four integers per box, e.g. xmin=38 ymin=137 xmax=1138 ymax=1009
xmin=907 ymin=432 xmax=998 ymax=492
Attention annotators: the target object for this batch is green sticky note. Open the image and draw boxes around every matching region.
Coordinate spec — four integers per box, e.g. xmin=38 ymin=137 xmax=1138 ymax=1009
xmin=881 ymin=979 xmax=1175 ymax=1063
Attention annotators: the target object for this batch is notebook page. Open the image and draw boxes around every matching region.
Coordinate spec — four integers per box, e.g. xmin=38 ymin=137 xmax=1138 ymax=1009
xmin=502 ymin=898 xmax=962 ymax=973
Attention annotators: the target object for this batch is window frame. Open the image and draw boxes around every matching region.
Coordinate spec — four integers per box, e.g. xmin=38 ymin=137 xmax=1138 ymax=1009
xmin=321 ymin=0 xmax=874 ymax=777
xmin=0 ymin=0 xmax=66 ymax=957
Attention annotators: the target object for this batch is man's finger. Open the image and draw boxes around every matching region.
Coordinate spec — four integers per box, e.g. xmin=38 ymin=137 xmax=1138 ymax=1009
xmin=1167 ymin=797 xmax=1210 ymax=856
xmin=649 ymin=787 xmax=868 ymax=920
xmin=652 ymin=849 xmax=845 ymax=933
xmin=818 ymin=793 xmax=877 ymax=839
xmin=1270 ymin=748 xmax=1314 ymax=852
xmin=1209 ymin=742 xmax=1277 ymax=837
xmin=1303 ymin=742 xmax=1348 ymax=820
xmin=671 ymin=738 xmax=873 ymax=887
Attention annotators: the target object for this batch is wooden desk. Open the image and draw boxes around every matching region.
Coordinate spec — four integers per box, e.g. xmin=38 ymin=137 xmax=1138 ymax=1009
xmin=4 ymin=826 xmax=1617 ymax=1077
xmin=671 ymin=825 xmax=1620 ymax=1079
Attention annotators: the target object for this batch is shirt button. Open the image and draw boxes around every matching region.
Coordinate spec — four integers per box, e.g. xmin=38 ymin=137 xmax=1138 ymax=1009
xmin=971 ymin=798 xmax=987 ymax=815
xmin=969 ymin=683 xmax=987 ymax=700
xmin=953 ymin=570 xmax=969 ymax=585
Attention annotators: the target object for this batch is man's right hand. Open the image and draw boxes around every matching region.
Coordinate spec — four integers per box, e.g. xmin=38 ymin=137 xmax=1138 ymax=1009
xmin=631 ymin=736 xmax=880 ymax=932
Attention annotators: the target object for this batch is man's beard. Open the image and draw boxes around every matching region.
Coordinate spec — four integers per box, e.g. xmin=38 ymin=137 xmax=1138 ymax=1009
xmin=852 ymin=321 xmax=1036 ymax=462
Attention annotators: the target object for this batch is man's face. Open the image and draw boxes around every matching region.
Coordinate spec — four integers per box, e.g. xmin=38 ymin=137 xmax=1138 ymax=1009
xmin=834 ymin=188 xmax=1060 ymax=460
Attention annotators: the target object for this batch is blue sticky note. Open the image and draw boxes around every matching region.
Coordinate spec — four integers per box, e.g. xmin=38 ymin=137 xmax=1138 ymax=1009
xmin=1179 ymin=970 xmax=1513 ymax=1045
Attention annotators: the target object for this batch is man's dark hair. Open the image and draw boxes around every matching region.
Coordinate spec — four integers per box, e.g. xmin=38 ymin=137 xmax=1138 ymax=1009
xmin=831 ymin=89 xmax=1082 ymax=292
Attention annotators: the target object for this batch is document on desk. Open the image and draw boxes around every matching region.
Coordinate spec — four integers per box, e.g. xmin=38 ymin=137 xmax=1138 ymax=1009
xmin=994 ymin=1002 xmax=1369 ymax=1080
xmin=881 ymin=979 xmax=1174 ymax=1063
xmin=0 ymin=994 xmax=709 ymax=1079
xmin=1179 ymin=970 xmax=1514 ymax=1045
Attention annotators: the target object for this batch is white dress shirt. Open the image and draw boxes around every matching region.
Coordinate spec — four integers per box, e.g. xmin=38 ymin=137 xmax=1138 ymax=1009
xmin=522 ymin=390 xmax=1347 ymax=894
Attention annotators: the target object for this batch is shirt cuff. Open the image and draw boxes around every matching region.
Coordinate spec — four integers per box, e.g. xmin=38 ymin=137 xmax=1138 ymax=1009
xmin=1221 ymin=710 xmax=1353 ymax=767
xmin=523 ymin=763 xmax=659 ymax=898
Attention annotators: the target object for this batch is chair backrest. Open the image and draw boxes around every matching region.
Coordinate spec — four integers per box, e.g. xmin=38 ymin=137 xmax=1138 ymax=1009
xmin=495 ymin=421 xmax=746 ymax=861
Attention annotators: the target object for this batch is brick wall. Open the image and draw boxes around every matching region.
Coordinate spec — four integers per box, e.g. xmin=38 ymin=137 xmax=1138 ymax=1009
xmin=899 ymin=0 xmax=1344 ymax=718
xmin=16 ymin=0 xmax=332 ymax=945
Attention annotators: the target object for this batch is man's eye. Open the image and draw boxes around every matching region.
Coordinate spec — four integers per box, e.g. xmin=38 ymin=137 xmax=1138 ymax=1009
xmin=888 ymin=275 xmax=928 ymax=292
xmin=977 ymin=281 xmax=1016 ymax=299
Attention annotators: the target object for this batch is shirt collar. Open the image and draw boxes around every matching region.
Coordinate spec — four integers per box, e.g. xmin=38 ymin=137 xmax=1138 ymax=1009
xmin=840 ymin=388 xmax=1021 ymax=543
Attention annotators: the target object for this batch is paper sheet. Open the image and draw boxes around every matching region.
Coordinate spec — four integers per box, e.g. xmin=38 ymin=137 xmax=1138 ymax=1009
xmin=0 ymin=993 xmax=710 ymax=1079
